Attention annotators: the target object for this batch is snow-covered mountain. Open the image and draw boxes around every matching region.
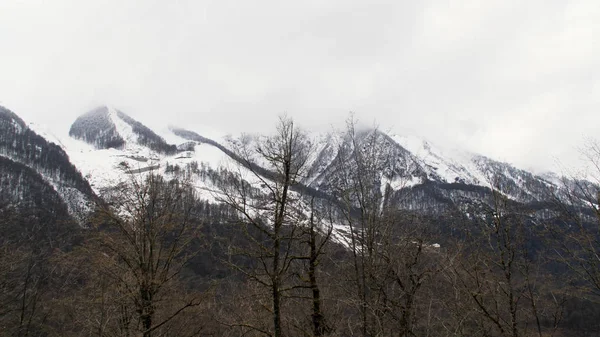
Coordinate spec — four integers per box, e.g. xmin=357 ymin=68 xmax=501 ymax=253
xmin=57 ymin=106 xmax=233 ymax=203
xmin=0 ymin=104 xmax=583 ymax=225
xmin=0 ymin=106 xmax=96 ymax=222
xmin=300 ymin=128 xmax=561 ymax=213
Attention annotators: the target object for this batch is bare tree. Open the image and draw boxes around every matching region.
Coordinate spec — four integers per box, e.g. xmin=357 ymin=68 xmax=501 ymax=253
xmin=85 ymin=173 xmax=204 ymax=337
xmin=281 ymin=197 xmax=335 ymax=336
xmin=304 ymin=198 xmax=334 ymax=336
xmin=440 ymin=182 xmax=564 ymax=337
xmin=217 ymin=116 xmax=313 ymax=337
xmin=549 ymin=140 xmax=600 ymax=297
xmin=327 ymin=118 xmax=441 ymax=336
xmin=0 ymin=204 xmax=76 ymax=337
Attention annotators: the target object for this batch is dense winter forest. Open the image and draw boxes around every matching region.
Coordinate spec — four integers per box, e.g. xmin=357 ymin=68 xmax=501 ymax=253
xmin=2 ymin=116 xmax=600 ymax=337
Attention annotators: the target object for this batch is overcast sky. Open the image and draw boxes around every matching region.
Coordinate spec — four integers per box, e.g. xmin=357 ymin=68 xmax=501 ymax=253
xmin=1 ymin=0 xmax=599 ymax=173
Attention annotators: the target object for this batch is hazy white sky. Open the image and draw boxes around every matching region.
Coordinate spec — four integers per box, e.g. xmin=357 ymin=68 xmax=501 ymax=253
xmin=1 ymin=0 xmax=599 ymax=172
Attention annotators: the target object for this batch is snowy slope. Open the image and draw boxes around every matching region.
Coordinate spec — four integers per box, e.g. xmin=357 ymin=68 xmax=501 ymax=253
xmin=0 ymin=106 xmax=95 ymax=222
xmin=61 ymin=108 xmax=231 ymax=202
xmin=390 ymin=134 xmax=488 ymax=186
xmin=390 ymin=132 xmax=561 ymax=203
xmin=302 ymin=128 xmax=562 ymax=206
xmin=63 ymin=106 xmax=559 ymax=207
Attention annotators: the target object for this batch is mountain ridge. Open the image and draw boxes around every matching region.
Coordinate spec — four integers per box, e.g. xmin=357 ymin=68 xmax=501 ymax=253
xmin=0 ymin=105 xmax=96 ymax=223
xmin=0 ymin=104 xmax=586 ymax=225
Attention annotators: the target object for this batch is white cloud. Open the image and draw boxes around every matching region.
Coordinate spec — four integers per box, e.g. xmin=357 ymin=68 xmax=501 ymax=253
xmin=0 ymin=0 xmax=598 ymax=171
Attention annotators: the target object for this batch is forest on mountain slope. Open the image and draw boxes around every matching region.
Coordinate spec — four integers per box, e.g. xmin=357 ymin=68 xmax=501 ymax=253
xmin=2 ymin=117 xmax=600 ymax=337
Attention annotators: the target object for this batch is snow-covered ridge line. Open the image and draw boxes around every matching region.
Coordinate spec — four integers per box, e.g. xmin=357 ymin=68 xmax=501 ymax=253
xmin=108 ymin=107 xmax=138 ymax=146
xmin=7 ymin=104 xmax=585 ymax=217
xmin=4 ymin=103 xmax=597 ymax=243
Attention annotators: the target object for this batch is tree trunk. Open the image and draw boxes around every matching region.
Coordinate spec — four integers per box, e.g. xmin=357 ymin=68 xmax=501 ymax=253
xmin=272 ymin=224 xmax=282 ymax=337
xmin=141 ymin=287 xmax=154 ymax=337
xmin=309 ymin=216 xmax=326 ymax=336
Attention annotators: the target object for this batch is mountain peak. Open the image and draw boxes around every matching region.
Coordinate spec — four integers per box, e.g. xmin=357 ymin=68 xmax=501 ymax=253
xmin=0 ymin=105 xmax=27 ymax=134
xmin=69 ymin=106 xmax=177 ymax=154
xmin=69 ymin=106 xmax=125 ymax=149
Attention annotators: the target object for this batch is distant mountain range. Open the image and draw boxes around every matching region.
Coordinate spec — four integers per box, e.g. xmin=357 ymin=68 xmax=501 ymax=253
xmin=0 ymin=104 xmax=587 ymax=228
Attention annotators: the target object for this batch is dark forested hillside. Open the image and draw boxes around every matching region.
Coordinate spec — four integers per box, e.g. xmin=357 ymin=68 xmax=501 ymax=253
xmin=68 ymin=106 xmax=125 ymax=149
xmin=0 ymin=106 xmax=95 ymax=220
xmin=0 ymin=156 xmax=70 ymax=219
